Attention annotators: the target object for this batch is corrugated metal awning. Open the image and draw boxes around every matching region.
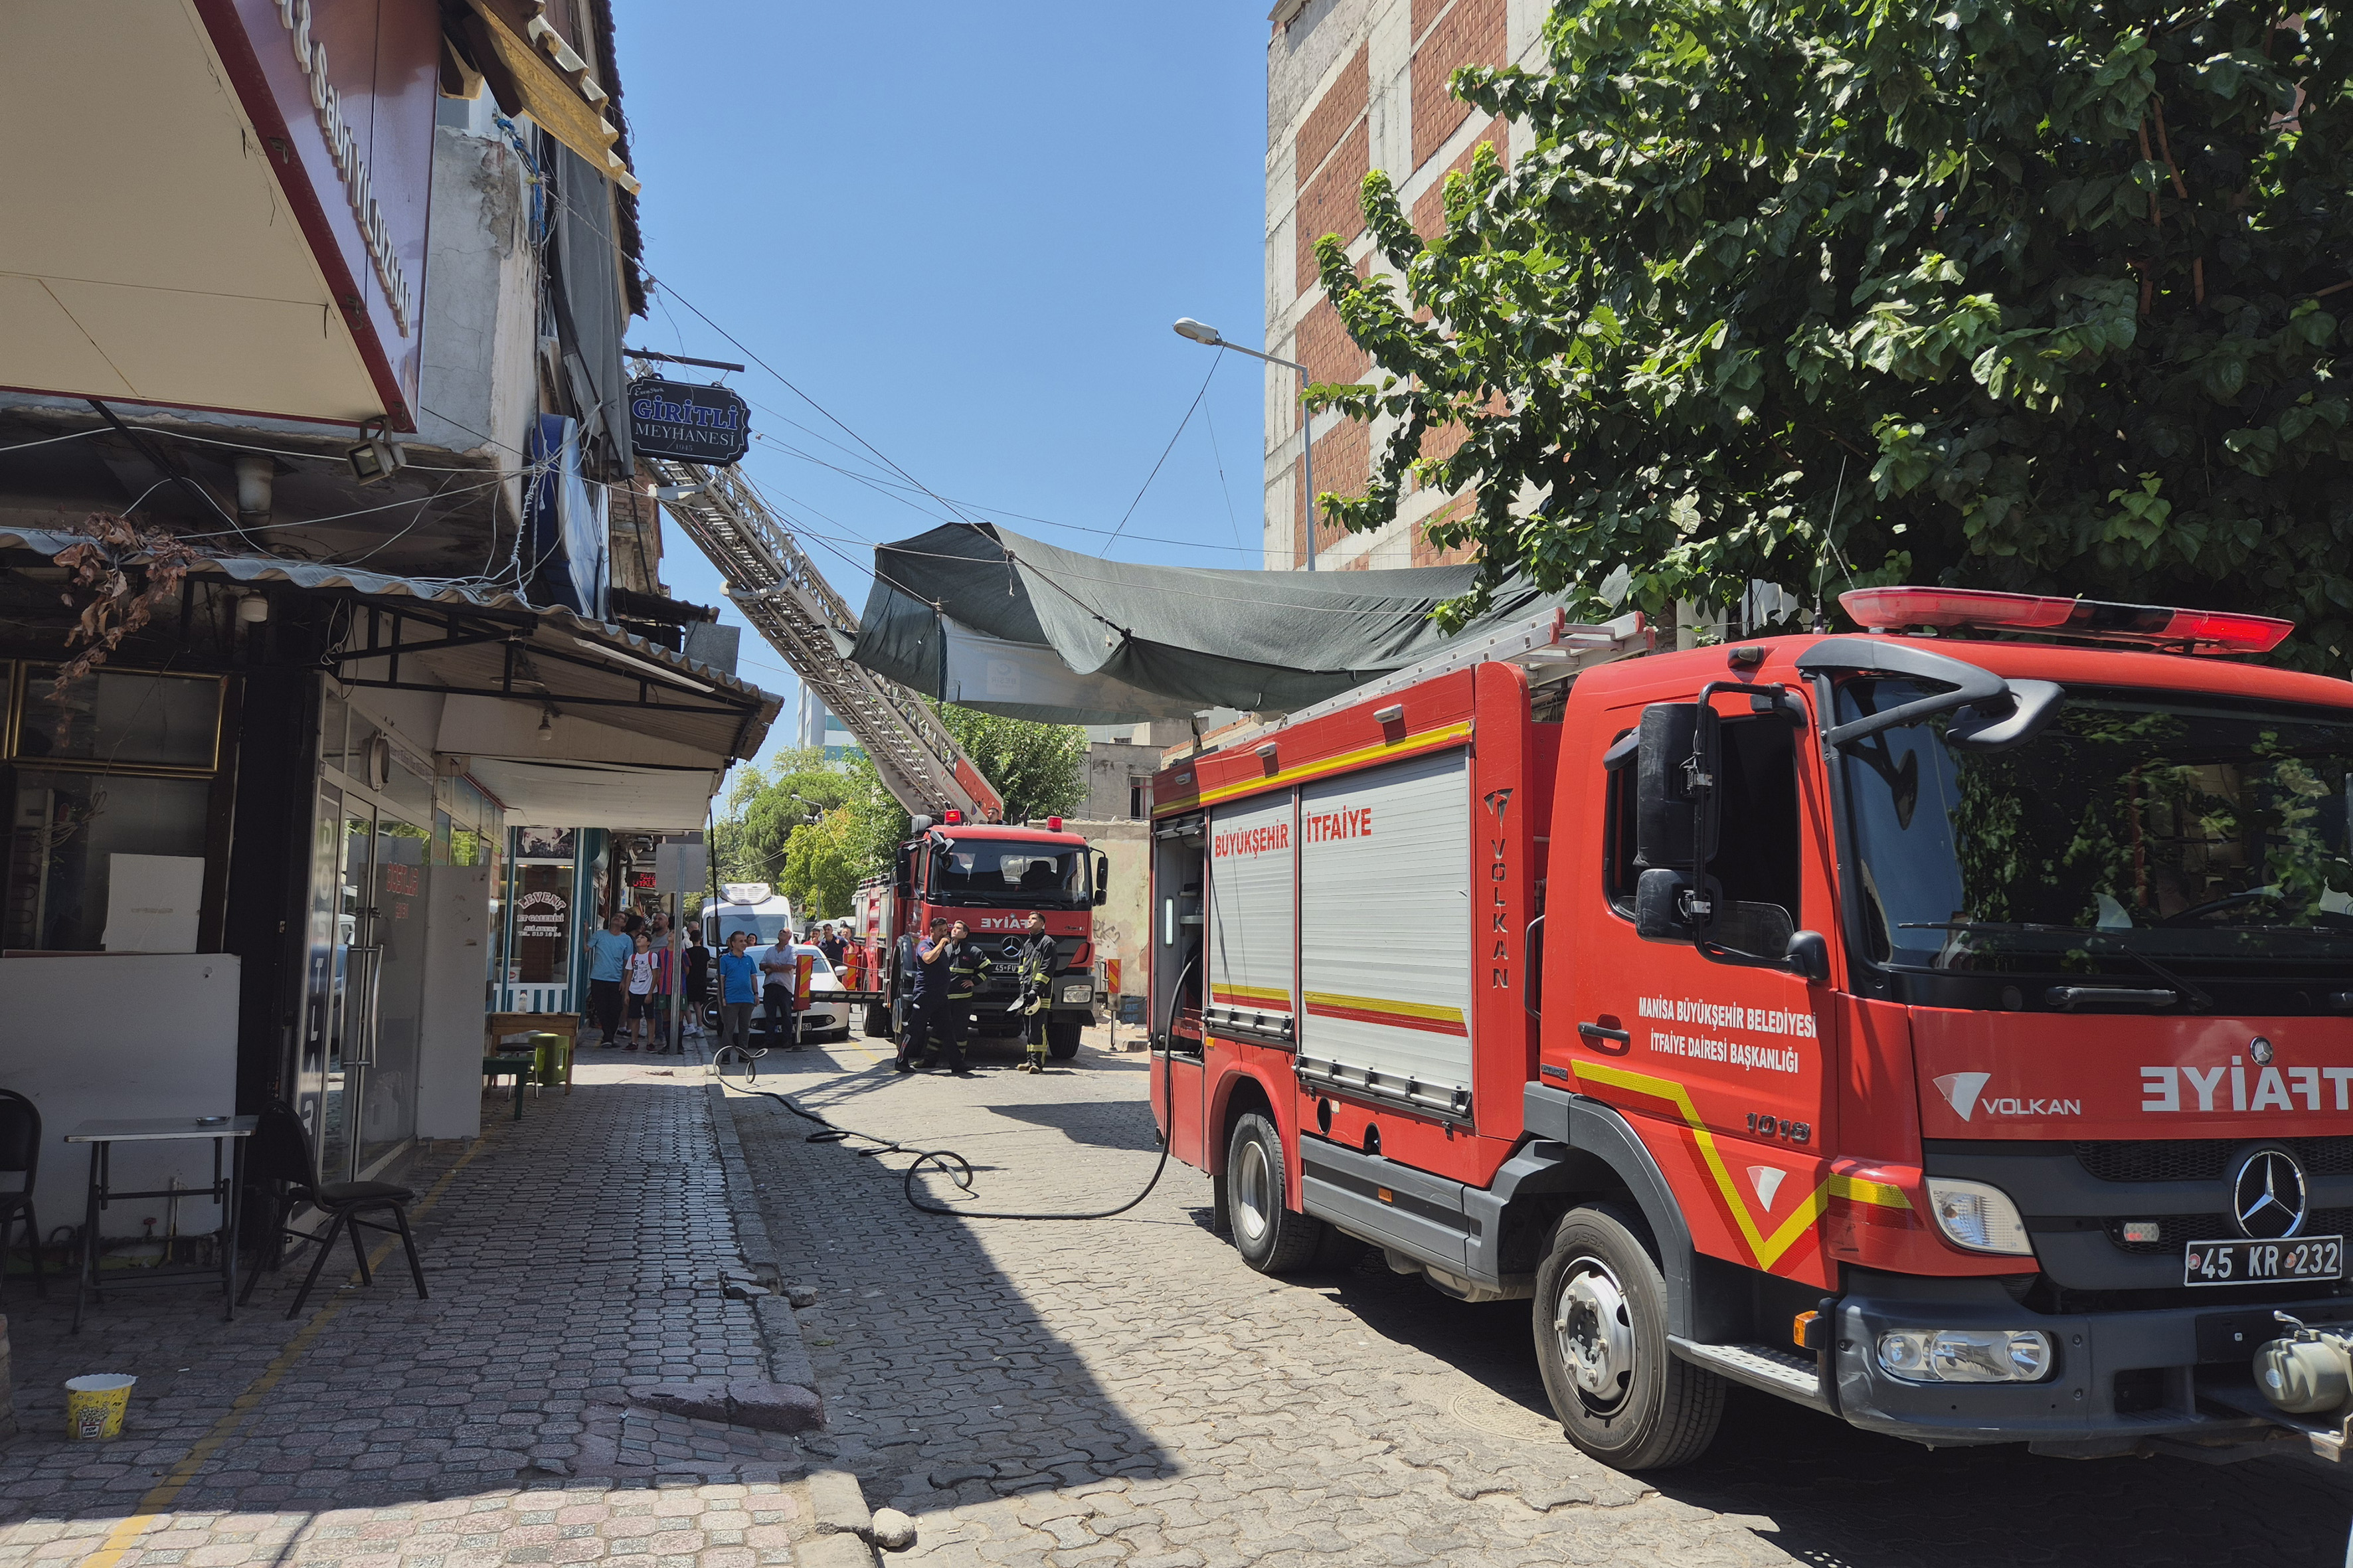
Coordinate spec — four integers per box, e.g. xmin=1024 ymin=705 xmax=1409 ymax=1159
xmin=0 ymin=527 xmax=778 ymax=775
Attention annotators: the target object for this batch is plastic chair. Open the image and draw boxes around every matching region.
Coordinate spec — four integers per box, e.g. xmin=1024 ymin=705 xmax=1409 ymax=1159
xmin=0 ymin=1089 xmax=43 ymax=1301
xmin=237 ymin=1100 xmax=428 ymax=1318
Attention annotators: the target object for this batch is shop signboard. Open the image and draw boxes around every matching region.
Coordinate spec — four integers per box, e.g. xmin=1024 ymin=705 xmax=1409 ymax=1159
xmin=516 ymin=888 xmax=568 ymax=940
xmin=629 ymin=377 xmax=750 ymax=466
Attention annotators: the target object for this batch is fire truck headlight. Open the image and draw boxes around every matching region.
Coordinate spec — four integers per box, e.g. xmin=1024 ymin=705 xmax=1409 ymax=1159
xmin=1060 ymin=983 xmax=1092 ymax=1004
xmin=1925 ymin=1178 xmax=2034 ymax=1256
xmin=1877 ymin=1329 xmax=2052 ymax=1384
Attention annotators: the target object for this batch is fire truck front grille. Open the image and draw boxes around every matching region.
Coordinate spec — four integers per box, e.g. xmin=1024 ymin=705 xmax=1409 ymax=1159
xmin=2101 ymin=1207 xmax=2353 ymax=1254
xmin=2073 ymin=1138 xmax=2353 ymax=1183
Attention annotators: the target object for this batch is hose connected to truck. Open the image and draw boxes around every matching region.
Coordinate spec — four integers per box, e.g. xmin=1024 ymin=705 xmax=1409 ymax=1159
xmin=727 ymin=956 xmax=1190 ymax=1222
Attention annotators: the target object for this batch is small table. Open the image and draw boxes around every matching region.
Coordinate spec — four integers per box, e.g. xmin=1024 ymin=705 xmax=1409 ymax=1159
xmin=64 ymin=1116 xmax=257 ymax=1334
xmin=485 ymin=1012 xmax=576 ymax=1094
xmin=482 ymin=1056 xmax=535 ymax=1122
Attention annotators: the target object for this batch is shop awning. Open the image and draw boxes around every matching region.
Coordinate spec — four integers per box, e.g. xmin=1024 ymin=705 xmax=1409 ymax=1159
xmin=0 ymin=528 xmax=777 ymax=831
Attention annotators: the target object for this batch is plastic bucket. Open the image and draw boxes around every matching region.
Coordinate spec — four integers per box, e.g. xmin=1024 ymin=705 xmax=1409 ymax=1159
xmin=64 ymin=1374 xmax=135 ymax=1440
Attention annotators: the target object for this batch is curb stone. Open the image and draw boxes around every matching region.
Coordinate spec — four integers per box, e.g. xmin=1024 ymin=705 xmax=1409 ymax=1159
xmin=796 ymin=1535 xmax=877 ymax=1568
xmin=707 ymin=1079 xmax=834 ymax=1417
xmin=808 ymin=1467 xmax=872 ymax=1535
xmin=706 ymin=1079 xmax=781 ymax=1282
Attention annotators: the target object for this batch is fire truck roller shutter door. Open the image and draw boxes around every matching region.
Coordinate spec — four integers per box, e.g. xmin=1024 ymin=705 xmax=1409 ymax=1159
xmin=1298 ymin=748 xmax=1474 ymax=1112
xmin=1208 ymin=791 xmax=1296 ymax=1042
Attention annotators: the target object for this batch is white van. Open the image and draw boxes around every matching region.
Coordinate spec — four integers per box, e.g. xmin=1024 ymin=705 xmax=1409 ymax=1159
xmin=707 ymin=882 xmax=796 ymax=950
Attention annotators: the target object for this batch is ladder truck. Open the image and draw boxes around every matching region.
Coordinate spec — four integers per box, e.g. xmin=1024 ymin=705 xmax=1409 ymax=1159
xmin=636 ymin=398 xmax=1105 ymax=1057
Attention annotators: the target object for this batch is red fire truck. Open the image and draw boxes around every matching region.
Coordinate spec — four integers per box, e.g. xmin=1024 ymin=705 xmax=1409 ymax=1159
xmin=1147 ymin=588 xmax=2353 ymax=1470
xmin=851 ymin=810 xmax=1109 ymax=1059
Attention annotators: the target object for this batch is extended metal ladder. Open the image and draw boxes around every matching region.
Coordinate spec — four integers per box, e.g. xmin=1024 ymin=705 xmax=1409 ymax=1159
xmin=638 ymin=451 xmax=1002 ymax=820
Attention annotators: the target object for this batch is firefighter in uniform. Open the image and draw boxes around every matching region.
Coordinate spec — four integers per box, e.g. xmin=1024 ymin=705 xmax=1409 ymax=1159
xmin=899 ymin=916 xmax=954 ymax=1074
xmin=1015 ymin=911 xmax=1057 ymax=1073
xmin=936 ymin=918 xmax=984 ymax=1075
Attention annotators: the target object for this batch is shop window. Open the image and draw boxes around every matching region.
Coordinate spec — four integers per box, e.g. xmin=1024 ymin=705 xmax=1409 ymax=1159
xmin=17 ymin=670 xmax=221 ymax=770
xmin=3 ymin=769 xmax=214 ymax=951
xmin=1599 ymin=717 xmax=1798 ymax=923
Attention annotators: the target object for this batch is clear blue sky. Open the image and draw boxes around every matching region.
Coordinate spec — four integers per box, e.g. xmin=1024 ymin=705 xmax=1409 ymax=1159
xmin=613 ymin=3 xmax=1276 ymax=771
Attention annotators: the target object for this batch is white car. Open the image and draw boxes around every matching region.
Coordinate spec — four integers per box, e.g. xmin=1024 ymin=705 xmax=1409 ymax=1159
xmin=704 ymin=942 xmax=851 ymax=1045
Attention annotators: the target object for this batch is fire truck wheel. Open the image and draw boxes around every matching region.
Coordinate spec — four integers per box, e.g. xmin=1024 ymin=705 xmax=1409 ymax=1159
xmin=1225 ymin=1112 xmax=1324 ymax=1274
xmin=862 ymin=1003 xmax=891 ymax=1037
xmin=1533 ymin=1205 xmax=1723 ymax=1471
xmin=1046 ymin=1017 xmax=1083 ymax=1060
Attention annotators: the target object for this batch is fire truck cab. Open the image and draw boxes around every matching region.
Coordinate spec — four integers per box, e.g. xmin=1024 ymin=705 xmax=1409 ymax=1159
xmin=1148 ymin=590 xmax=2353 ymax=1471
xmin=851 ymin=813 xmax=1110 ymax=1060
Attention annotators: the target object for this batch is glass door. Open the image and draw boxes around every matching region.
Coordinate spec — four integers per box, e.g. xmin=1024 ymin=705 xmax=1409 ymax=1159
xmin=323 ymin=809 xmax=377 ymax=1182
xmin=357 ymin=811 xmax=428 ymax=1176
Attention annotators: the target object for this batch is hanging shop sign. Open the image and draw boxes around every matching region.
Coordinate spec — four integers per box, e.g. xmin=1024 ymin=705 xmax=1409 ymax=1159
xmin=628 ymin=377 xmax=750 ymax=466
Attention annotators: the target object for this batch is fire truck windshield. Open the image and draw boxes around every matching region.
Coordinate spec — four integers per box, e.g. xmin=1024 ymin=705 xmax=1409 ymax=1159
xmin=928 ymin=840 xmax=1091 ymax=907
xmin=1836 ymin=681 xmax=2353 ymax=981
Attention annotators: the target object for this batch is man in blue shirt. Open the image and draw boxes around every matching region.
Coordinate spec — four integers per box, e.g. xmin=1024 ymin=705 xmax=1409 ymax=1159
xmin=585 ymin=913 xmax=635 ymax=1048
xmin=715 ymin=930 xmax=763 ymax=1060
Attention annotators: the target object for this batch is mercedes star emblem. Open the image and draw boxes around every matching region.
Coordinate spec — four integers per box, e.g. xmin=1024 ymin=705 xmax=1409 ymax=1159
xmin=2249 ymin=1036 xmax=2276 ymax=1065
xmin=2231 ymin=1148 xmax=2310 ymax=1241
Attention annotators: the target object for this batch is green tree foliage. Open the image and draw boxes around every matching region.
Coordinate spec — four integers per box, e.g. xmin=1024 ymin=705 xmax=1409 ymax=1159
xmin=936 ymin=704 xmax=1089 ymax=824
xmin=712 ymin=750 xmax=855 ymax=887
xmin=1314 ymin=0 xmax=2353 ymax=667
xmin=780 ymin=808 xmax=863 ymax=918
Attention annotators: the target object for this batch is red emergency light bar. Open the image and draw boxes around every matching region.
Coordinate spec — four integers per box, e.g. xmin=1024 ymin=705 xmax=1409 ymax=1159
xmin=1840 ymin=586 xmax=2293 ymax=655
xmin=942 ymin=808 xmax=964 ymax=825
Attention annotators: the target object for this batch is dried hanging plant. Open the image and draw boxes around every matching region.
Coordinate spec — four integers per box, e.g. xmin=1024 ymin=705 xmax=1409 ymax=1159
xmin=50 ymin=511 xmax=205 ymax=696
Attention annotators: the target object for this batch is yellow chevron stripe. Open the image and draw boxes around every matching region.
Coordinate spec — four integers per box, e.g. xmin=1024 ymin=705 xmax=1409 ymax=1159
xmin=1570 ymin=1059 xmax=1909 ymax=1270
xmin=1153 ymin=721 xmax=1474 ymax=817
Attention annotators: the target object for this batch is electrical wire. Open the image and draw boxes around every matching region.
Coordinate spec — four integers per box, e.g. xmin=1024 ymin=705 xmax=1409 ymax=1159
xmin=1106 ymin=353 xmax=1219 ymax=551
xmin=1200 ymin=392 xmax=1251 ymax=557
xmin=646 ymin=272 xmax=988 ymax=531
xmin=749 ymin=430 xmax=1264 ymax=556
xmin=0 ymin=426 xmax=107 ymax=455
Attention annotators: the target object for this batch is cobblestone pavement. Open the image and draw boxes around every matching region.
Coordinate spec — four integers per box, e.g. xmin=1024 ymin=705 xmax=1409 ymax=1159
xmin=727 ymin=1023 xmax=2353 ymax=1568
xmin=0 ymin=1043 xmax=873 ymax=1568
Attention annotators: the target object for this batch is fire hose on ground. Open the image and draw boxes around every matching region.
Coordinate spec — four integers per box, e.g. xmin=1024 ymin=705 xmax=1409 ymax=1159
xmin=727 ymin=956 xmax=1193 ymax=1223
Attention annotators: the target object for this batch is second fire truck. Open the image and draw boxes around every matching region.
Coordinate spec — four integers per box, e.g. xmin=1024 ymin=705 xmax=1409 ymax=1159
xmin=1148 ymin=588 xmax=2353 ymax=1472
xmin=850 ymin=811 xmax=1108 ymax=1059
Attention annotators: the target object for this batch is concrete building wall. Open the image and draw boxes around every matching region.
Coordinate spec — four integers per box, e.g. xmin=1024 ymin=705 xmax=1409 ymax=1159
xmin=1264 ymin=0 xmax=1551 ymax=572
xmin=414 ymin=102 xmax=542 ymax=517
xmin=1081 ymin=740 xmax=1159 ymax=823
xmin=1069 ymin=818 xmax=1150 ymax=1014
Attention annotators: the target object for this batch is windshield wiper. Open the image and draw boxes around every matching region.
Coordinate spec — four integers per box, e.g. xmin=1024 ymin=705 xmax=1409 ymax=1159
xmin=1897 ymin=921 xmax=2216 ymax=1009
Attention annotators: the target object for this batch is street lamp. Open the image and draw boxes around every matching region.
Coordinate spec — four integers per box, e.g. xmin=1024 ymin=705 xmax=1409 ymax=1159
xmin=1172 ymin=318 xmax=1316 ymax=571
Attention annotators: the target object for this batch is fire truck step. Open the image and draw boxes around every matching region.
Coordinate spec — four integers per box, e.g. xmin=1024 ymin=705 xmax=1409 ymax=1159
xmin=1669 ymin=1338 xmax=1830 ymax=1411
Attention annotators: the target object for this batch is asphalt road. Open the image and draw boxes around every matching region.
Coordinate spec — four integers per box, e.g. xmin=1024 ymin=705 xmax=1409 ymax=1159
xmin=727 ymin=1024 xmax=2353 ymax=1567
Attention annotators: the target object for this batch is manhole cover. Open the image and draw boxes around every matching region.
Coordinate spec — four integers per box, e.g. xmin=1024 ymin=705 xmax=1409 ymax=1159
xmin=1446 ymin=1389 xmax=1568 ymax=1444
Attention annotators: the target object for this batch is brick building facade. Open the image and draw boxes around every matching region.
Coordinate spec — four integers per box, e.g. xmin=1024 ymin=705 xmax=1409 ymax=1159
xmin=1263 ymin=0 xmax=1547 ymax=570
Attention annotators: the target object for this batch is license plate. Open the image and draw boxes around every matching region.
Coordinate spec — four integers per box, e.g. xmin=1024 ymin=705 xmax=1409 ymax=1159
xmin=2184 ymin=1235 xmax=2344 ymax=1287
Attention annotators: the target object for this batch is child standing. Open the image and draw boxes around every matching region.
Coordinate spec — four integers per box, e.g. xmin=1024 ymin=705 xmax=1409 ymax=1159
xmin=625 ymin=930 xmax=657 ymax=1051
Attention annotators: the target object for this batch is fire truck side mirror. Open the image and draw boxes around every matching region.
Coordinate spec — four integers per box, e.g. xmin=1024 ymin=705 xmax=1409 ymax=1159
xmin=1092 ymin=851 xmax=1110 ymax=906
xmin=1633 ymin=703 xmax=1718 ymax=872
xmin=1785 ymin=929 xmax=1830 ymax=984
xmin=1634 ymin=867 xmax=1700 ymax=942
